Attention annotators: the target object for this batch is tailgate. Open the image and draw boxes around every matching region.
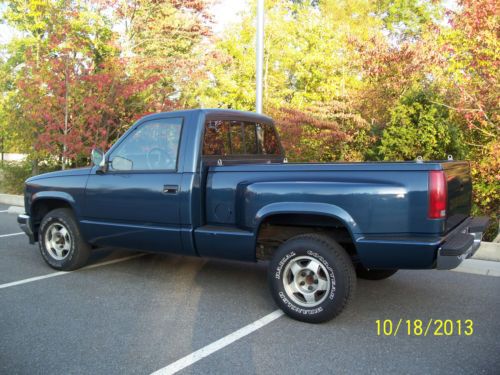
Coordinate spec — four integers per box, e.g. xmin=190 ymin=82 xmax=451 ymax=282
xmin=443 ymin=162 xmax=472 ymax=232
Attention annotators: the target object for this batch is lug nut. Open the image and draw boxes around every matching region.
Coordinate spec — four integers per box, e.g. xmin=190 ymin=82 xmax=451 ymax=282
xmin=300 ymin=281 xmax=305 ymax=286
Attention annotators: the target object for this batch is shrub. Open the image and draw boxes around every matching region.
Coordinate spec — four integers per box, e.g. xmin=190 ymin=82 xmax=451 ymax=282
xmin=0 ymin=161 xmax=32 ymax=194
xmin=470 ymin=141 xmax=500 ymax=241
xmin=0 ymin=160 xmax=59 ymax=194
xmin=378 ymin=88 xmax=464 ymax=161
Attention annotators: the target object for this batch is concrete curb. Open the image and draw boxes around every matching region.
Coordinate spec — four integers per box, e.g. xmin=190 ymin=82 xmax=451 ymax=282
xmin=0 ymin=193 xmax=23 ymax=207
xmin=452 ymin=259 xmax=500 ymax=277
xmin=7 ymin=206 xmax=24 ymax=214
xmin=494 ymin=233 xmax=500 ymax=243
xmin=473 ymin=242 xmax=500 ymax=262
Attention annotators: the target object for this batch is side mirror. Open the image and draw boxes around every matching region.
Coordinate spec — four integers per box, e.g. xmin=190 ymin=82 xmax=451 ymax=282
xmin=91 ymin=148 xmax=106 ymax=171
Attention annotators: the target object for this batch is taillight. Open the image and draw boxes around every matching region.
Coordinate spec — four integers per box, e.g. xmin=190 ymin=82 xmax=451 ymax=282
xmin=428 ymin=170 xmax=447 ymax=219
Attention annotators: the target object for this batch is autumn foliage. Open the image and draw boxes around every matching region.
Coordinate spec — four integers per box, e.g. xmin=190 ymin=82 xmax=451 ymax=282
xmin=0 ymin=0 xmax=498 ymax=236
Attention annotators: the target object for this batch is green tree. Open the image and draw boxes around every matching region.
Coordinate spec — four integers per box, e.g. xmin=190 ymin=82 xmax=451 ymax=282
xmin=189 ymin=0 xmax=384 ymax=111
xmin=378 ymin=88 xmax=463 ymax=160
xmin=375 ymin=0 xmax=443 ymax=40
xmin=187 ymin=0 xmax=384 ymax=161
xmin=115 ymin=0 xmax=214 ymax=111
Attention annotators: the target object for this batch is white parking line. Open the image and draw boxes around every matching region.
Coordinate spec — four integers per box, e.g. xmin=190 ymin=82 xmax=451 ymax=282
xmin=0 ymin=253 xmax=146 ymax=289
xmin=0 ymin=210 xmax=8 ymax=213
xmin=151 ymin=309 xmax=284 ymax=375
xmin=0 ymin=232 xmax=24 ymax=238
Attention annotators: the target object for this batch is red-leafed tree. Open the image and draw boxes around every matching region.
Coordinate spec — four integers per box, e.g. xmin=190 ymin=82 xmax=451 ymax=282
xmin=3 ymin=0 xmax=134 ymax=169
xmin=1 ymin=0 xmax=214 ymax=170
xmin=269 ymin=101 xmax=372 ymax=162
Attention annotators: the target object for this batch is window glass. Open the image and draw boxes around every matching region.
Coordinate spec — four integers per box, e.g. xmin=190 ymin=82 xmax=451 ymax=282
xmin=229 ymin=121 xmax=244 ymax=154
xmin=243 ymin=122 xmax=257 ymax=154
xmin=109 ymin=118 xmax=182 ymax=171
xmin=203 ymin=120 xmax=229 ymax=156
xmin=257 ymin=123 xmax=281 ymax=155
xmin=203 ymin=120 xmax=281 ymax=157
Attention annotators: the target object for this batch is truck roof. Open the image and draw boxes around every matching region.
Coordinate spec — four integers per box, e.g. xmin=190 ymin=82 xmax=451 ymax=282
xmin=138 ymin=108 xmax=274 ymax=124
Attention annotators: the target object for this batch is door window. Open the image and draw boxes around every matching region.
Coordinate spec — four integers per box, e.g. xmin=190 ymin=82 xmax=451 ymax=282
xmin=109 ymin=118 xmax=182 ymax=171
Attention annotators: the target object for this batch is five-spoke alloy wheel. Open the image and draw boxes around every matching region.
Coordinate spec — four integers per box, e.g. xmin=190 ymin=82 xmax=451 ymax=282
xmin=283 ymin=256 xmax=331 ymax=307
xmin=44 ymin=222 xmax=72 ymax=260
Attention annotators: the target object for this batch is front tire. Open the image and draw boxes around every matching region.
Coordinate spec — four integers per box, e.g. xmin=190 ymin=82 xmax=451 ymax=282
xmin=268 ymin=234 xmax=356 ymax=323
xmin=39 ymin=208 xmax=90 ymax=271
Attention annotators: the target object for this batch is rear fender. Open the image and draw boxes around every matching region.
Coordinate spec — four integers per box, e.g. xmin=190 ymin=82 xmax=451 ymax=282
xmin=254 ymin=202 xmax=360 ymax=239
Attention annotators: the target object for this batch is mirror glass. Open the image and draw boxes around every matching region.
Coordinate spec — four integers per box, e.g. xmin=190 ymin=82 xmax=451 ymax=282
xmin=111 ymin=156 xmax=133 ymax=171
xmin=91 ymin=148 xmax=104 ymax=167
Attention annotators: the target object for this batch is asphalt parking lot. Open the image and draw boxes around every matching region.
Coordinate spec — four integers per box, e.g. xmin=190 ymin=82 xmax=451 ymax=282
xmin=1 ymin=202 xmax=499 ymax=375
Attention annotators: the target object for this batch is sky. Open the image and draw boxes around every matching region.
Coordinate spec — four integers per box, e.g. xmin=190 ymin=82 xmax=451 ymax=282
xmin=0 ymin=3 xmax=14 ymax=45
xmin=212 ymin=0 xmax=248 ymax=34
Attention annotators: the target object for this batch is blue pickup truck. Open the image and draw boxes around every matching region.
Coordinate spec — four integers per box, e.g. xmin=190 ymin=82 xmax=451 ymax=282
xmin=18 ymin=109 xmax=488 ymax=323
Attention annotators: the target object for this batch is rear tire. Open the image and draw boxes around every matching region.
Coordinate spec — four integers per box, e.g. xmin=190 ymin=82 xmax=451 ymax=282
xmin=268 ymin=233 xmax=356 ymax=323
xmin=39 ymin=208 xmax=90 ymax=271
xmin=356 ymin=265 xmax=398 ymax=280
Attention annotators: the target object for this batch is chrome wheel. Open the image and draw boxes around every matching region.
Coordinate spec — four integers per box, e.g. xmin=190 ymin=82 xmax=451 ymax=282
xmin=44 ymin=222 xmax=72 ymax=260
xmin=283 ymin=255 xmax=331 ymax=307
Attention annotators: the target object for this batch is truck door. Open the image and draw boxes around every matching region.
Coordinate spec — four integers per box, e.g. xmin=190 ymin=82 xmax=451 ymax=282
xmin=81 ymin=117 xmax=185 ymax=253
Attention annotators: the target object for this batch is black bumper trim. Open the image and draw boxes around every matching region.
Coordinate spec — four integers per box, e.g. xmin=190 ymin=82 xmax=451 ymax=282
xmin=439 ymin=233 xmax=474 ymax=256
xmin=436 ymin=216 xmax=489 ymax=270
xmin=17 ymin=214 xmax=35 ymax=244
xmin=468 ymin=216 xmax=490 ymax=233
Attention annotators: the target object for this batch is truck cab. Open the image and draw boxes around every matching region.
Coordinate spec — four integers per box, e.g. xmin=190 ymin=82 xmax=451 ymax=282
xmin=81 ymin=109 xmax=283 ymax=255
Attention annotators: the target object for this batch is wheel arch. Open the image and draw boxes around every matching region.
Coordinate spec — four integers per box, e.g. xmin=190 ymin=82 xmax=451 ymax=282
xmin=30 ymin=193 xmax=76 ymax=241
xmin=254 ymin=202 xmax=360 ymax=260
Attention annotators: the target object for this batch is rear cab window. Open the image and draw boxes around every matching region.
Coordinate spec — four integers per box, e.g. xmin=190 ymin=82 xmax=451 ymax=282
xmin=202 ymin=119 xmax=282 ymax=164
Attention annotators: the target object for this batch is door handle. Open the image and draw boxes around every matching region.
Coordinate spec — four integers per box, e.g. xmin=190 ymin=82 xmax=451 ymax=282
xmin=163 ymin=185 xmax=178 ymax=194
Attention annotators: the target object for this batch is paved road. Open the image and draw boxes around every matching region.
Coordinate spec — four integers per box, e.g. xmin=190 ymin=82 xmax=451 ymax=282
xmin=0 ymin=204 xmax=499 ymax=374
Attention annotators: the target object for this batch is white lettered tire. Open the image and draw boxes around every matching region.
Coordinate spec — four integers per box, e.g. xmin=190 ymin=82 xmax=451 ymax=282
xmin=268 ymin=234 xmax=356 ymax=323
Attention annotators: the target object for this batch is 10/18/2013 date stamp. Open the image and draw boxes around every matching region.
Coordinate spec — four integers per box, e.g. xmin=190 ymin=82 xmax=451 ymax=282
xmin=376 ymin=319 xmax=474 ymax=336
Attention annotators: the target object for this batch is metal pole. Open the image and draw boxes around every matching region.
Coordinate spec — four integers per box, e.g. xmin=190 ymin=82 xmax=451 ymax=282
xmin=256 ymin=0 xmax=264 ymax=114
